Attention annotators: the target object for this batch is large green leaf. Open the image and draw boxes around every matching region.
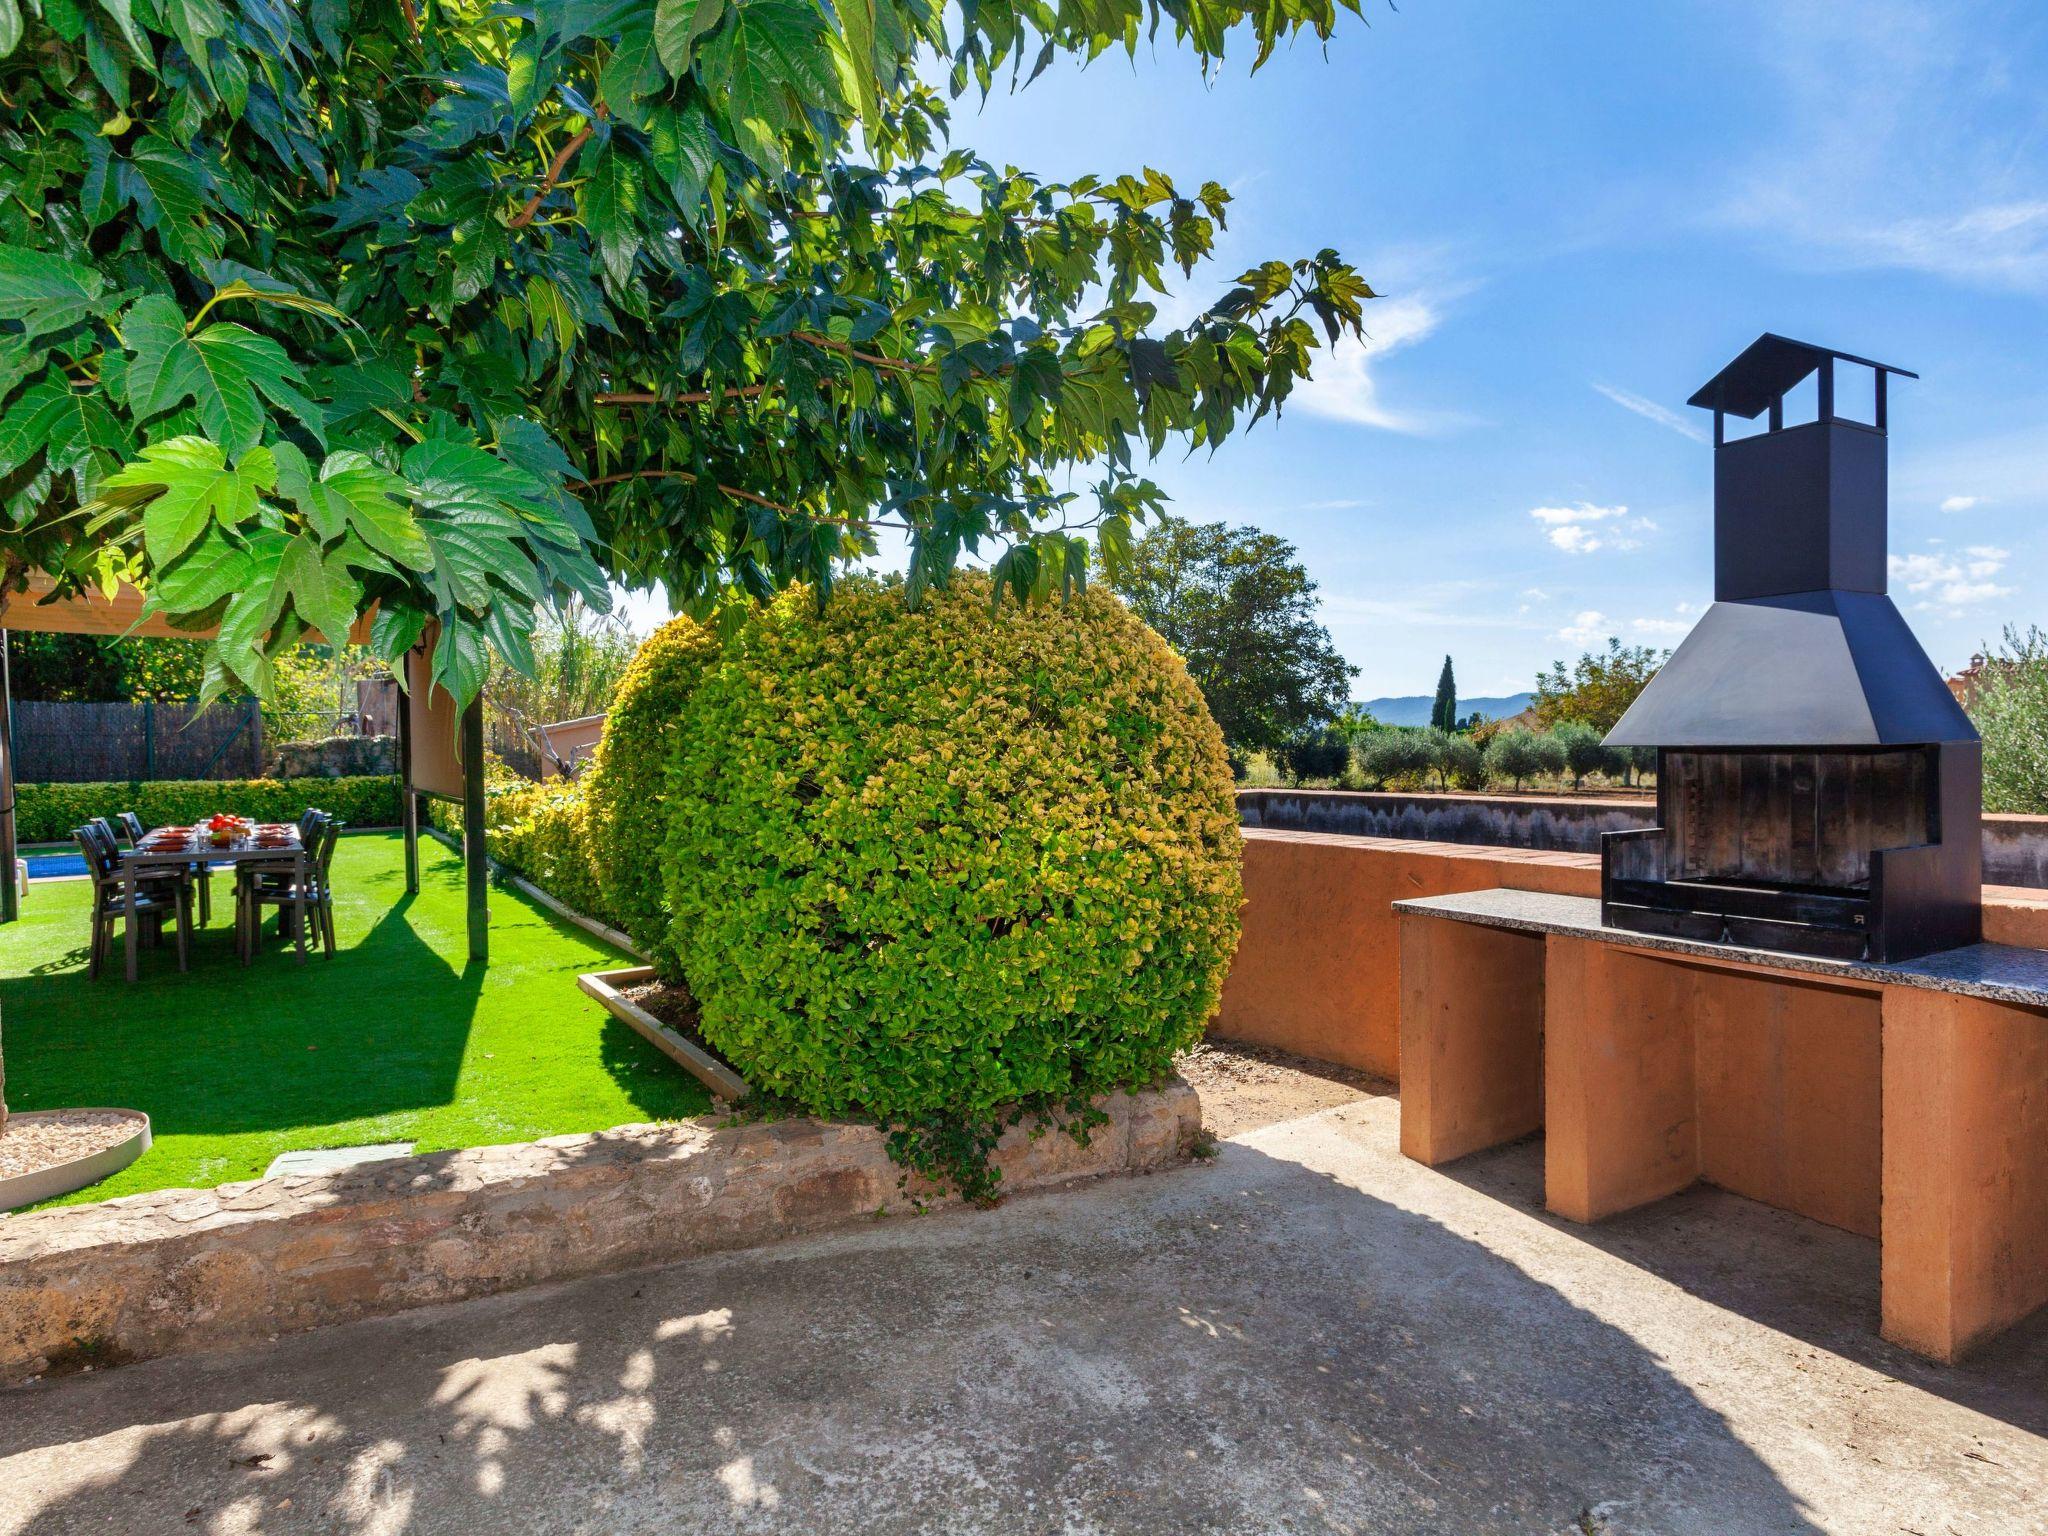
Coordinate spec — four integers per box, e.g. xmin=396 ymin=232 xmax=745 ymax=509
xmin=697 ymin=0 xmax=844 ymax=170
xmin=271 ymin=530 xmax=364 ymax=642
xmin=652 ymin=0 xmax=725 ymax=75
xmin=580 ymin=147 xmax=644 ymax=289
xmin=119 ymin=138 xmax=222 ymax=269
xmin=99 ymin=436 xmax=278 ymax=565
xmin=433 ymin=610 xmax=491 ymax=704
xmin=149 ymin=523 xmax=255 ymax=612
xmin=273 ymin=443 xmax=432 ymax=568
xmin=125 ymin=307 xmax=325 ymax=457
xmin=0 ymin=244 xmax=105 ymax=339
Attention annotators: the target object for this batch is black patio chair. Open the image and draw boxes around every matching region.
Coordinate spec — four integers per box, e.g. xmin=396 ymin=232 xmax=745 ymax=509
xmin=75 ymin=824 xmax=191 ymax=980
xmin=121 ymin=809 xmax=211 ymax=924
xmin=238 ymin=816 xmax=343 ymax=962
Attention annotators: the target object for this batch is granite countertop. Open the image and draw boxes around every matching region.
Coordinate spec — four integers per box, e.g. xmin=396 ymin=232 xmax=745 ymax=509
xmin=1391 ymin=888 xmax=2048 ymax=1011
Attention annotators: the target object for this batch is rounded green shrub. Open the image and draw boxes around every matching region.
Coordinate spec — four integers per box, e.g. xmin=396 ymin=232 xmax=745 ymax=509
xmin=1359 ymin=729 xmax=1432 ymax=788
xmin=583 ymin=614 xmax=721 ymax=960
xmin=661 ymin=574 xmax=1242 ymax=1129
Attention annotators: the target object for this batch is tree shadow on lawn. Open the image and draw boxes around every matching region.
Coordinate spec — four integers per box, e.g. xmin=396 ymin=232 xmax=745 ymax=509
xmin=0 ymin=1140 xmax=1844 ymax=1535
xmin=3 ymin=835 xmax=704 ymax=1198
xmin=3 ymin=870 xmax=479 ymax=1142
xmin=1431 ymin=1133 xmax=2048 ymax=1441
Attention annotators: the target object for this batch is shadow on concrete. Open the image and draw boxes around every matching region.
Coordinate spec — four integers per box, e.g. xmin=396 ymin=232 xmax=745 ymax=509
xmin=0 ymin=1135 xmax=1839 ymax=1535
xmin=1431 ymin=1132 xmax=2048 ymax=1440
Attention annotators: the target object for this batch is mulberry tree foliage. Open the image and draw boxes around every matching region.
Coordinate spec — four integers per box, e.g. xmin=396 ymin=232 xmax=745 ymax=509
xmin=0 ymin=0 xmax=1376 ymax=704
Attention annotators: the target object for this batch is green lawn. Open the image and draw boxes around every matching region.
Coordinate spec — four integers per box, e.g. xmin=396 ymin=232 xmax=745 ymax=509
xmin=1 ymin=831 xmax=712 ymax=1206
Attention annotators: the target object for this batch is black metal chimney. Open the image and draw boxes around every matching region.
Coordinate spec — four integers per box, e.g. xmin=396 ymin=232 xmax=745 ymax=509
xmin=1601 ymin=334 xmax=1982 ymax=963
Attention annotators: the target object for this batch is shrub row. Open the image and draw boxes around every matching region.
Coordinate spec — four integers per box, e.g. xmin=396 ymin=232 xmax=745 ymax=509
xmin=1274 ymin=723 xmax=1655 ymax=792
xmin=423 ymin=778 xmax=620 ymax=931
xmin=17 ymin=776 xmax=401 ymax=844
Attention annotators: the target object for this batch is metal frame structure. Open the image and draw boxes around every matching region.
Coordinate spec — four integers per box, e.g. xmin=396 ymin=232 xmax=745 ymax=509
xmin=0 ymin=578 xmax=491 ymax=961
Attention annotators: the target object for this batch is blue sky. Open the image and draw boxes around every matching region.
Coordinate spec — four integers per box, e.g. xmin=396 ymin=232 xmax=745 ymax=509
xmin=627 ymin=0 xmax=2048 ymax=699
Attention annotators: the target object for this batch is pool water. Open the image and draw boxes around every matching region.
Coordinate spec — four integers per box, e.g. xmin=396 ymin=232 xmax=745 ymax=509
xmin=24 ymin=852 xmax=89 ymax=880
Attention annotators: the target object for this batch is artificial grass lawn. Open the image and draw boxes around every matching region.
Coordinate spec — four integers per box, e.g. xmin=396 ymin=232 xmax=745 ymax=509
xmin=0 ymin=831 xmax=712 ymax=1206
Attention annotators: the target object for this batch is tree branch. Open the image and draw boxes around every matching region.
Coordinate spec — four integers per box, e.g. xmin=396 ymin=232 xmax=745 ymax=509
xmin=594 ymin=384 xmax=776 ymax=407
xmin=571 ymin=468 xmax=904 ymax=531
xmin=510 ymin=114 xmax=603 ymax=231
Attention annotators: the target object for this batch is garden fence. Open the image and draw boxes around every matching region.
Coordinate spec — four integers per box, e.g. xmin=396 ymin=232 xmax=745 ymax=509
xmin=11 ymin=698 xmax=264 ymax=782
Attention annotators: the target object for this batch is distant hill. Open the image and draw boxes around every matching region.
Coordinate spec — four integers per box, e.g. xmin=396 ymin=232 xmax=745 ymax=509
xmin=1359 ymin=692 xmax=1534 ymax=728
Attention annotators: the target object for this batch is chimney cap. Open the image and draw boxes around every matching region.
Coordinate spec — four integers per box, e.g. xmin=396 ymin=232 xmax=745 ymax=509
xmin=1687 ymin=333 xmax=1917 ymax=420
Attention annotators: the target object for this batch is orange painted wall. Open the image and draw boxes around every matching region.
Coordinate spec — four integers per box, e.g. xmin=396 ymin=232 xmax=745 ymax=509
xmin=1219 ymin=829 xmax=2048 ymax=1084
xmin=1881 ymin=987 xmax=2048 ymax=1361
xmin=1214 ymin=830 xmax=1597 ymax=1078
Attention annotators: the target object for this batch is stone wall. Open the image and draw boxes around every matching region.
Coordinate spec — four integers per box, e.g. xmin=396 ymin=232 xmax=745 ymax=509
xmin=266 ymin=734 xmax=398 ymax=779
xmin=1240 ymin=788 xmax=2048 ymax=889
xmin=0 ymin=1082 xmax=1198 ymax=1380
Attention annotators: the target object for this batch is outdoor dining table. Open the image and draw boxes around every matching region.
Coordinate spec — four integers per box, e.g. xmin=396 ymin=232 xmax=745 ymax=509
xmin=121 ymin=824 xmax=307 ymax=982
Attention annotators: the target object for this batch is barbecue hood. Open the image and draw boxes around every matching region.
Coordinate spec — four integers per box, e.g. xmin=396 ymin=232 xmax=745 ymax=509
xmin=1597 ymin=334 xmax=1981 ymax=963
xmin=1607 ymin=335 xmax=1975 ymax=750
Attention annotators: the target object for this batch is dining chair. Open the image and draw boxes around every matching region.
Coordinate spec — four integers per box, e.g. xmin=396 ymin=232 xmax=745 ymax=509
xmin=239 ymin=817 xmax=344 ymax=960
xmin=75 ymin=824 xmax=190 ymax=979
xmin=122 ymin=809 xmax=211 ymax=924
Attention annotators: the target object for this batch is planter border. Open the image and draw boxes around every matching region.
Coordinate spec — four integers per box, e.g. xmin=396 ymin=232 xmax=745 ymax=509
xmin=0 ymin=1080 xmax=1199 ymax=1379
xmin=0 ymin=1110 xmax=151 ymax=1212
xmin=577 ymin=965 xmax=752 ymax=1101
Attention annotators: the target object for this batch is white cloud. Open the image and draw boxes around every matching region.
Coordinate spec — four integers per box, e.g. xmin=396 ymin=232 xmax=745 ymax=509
xmin=1592 ymin=383 xmax=1708 ymax=444
xmin=1891 ymin=543 xmax=2015 ymax=611
xmin=1292 ymin=294 xmax=1451 ymax=434
xmin=1940 ymin=495 xmax=1980 ymax=513
xmin=1556 ymin=610 xmax=1611 ymax=646
xmin=1628 ymin=616 xmax=1693 ymax=638
xmin=1529 ymin=501 xmax=1653 ymax=555
xmin=1299 ymin=497 xmax=1367 ymax=511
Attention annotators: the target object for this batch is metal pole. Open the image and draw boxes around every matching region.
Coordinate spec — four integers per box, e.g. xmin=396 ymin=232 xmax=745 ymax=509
xmin=0 ymin=630 xmax=17 ymax=926
xmin=461 ymin=694 xmax=488 ymax=963
xmin=397 ymin=668 xmax=419 ymax=896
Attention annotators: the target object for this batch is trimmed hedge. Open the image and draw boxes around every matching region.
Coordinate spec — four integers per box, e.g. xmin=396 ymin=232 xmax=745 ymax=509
xmin=660 ymin=574 xmax=1243 ymax=1128
xmin=479 ymin=780 xmax=615 ymax=929
xmin=582 ymin=614 xmax=719 ymax=959
xmin=17 ymin=776 xmax=401 ymax=844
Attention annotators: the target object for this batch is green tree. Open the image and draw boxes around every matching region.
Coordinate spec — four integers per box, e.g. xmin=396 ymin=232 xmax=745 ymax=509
xmin=1534 ymin=637 xmax=1668 ymax=733
xmin=0 ymin=0 xmax=1377 ymax=712
xmin=1441 ymin=732 xmax=1488 ymax=790
xmin=1112 ymin=517 xmax=1357 ymax=750
xmin=1553 ymin=721 xmax=1609 ymax=791
xmin=1358 ymin=728 xmax=1432 ymax=789
xmin=1486 ymin=729 xmax=1547 ymax=791
xmin=1429 ymin=655 xmax=1457 ymax=733
xmin=6 ymin=633 xmax=206 ymax=701
xmin=1970 ymin=626 xmax=2048 ymax=814
xmin=1276 ymin=724 xmax=1352 ymax=785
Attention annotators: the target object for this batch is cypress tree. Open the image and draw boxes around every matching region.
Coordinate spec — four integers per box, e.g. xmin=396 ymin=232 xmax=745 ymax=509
xmin=1430 ymin=656 xmax=1458 ymax=732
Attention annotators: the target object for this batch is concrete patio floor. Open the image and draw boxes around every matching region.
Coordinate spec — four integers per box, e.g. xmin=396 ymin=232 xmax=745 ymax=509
xmin=2 ymin=1086 xmax=2044 ymax=1535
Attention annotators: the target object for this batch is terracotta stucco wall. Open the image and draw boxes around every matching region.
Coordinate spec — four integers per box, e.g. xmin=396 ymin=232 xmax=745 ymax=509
xmin=1217 ymin=828 xmax=2048 ymax=1081
xmin=1214 ymin=830 xmax=1599 ymax=1077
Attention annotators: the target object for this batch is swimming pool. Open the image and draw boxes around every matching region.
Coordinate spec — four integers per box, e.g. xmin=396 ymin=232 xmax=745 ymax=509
xmin=23 ymin=851 xmax=89 ymax=880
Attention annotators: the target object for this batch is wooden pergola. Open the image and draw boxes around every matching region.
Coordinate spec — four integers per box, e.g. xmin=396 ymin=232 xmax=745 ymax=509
xmin=0 ymin=576 xmax=492 ymax=961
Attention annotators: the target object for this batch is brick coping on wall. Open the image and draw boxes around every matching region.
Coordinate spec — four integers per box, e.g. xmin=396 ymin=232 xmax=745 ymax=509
xmin=0 ymin=1081 xmax=1199 ymax=1379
